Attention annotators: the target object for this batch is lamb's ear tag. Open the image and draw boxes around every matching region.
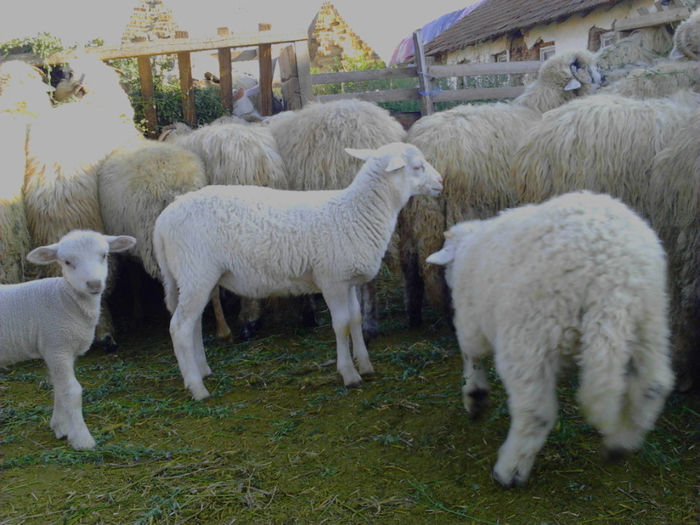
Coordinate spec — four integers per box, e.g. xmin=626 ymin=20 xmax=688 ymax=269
xmin=564 ymin=77 xmax=582 ymax=91
xmin=385 ymin=155 xmax=406 ymax=172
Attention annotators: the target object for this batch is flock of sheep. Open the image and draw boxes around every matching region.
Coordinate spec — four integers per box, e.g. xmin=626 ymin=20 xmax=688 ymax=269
xmin=0 ymin=8 xmax=698 ymax=487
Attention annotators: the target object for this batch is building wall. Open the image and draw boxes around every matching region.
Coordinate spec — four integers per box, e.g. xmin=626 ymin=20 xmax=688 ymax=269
xmin=441 ymin=0 xmax=656 ymax=65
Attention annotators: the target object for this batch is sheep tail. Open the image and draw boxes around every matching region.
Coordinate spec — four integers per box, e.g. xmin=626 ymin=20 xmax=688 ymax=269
xmin=153 ymin=225 xmax=178 ymax=315
xmin=576 ymin=295 xmax=674 ymax=454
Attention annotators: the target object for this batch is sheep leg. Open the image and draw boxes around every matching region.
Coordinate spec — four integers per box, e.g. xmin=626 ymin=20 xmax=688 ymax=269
xmin=359 ymin=281 xmax=379 ymax=342
xmin=461 ymin=354 xmax=490 ymax=417
xmin=193 ymin=313 xmax=212 ymax=380
xmin=45 ymin=352 xmax=96 ymax=450
xmin=492 ymin=353 xmax=559 ymax=487
xmin=170 ymin=281 xmax=217 ymax=400
xmin=399 ymin=235 xmax=424 ymax=327
xmin=239 ymin=298 xmax=262 ymax=340
xmin=350 ymin=285 xmax=374 ymax=376
xmin=210 ymin=286 xmax=233 ymax=342
xmin=321 ymin=283 xmax=363 ymax=387
xmin=457 ymin=326 xmax=491 ymax=416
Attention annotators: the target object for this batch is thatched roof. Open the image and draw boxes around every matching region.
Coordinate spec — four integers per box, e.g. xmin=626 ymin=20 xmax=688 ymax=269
xmin=425 ymin=0 xmax=629 ymax=56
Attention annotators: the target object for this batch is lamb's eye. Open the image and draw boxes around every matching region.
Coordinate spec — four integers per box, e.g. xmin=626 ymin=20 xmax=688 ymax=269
xmin=64 ymin=260 xmax=72 ymax=267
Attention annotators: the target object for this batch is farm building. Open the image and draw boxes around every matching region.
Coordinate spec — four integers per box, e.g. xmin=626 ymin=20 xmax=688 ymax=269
xmin=392 ymin=0 xmax=689 ymax=65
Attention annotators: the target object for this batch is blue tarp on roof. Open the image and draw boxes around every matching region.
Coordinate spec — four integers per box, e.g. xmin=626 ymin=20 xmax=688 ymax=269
xmin=389 ymin=1 xmax=486 ymax=66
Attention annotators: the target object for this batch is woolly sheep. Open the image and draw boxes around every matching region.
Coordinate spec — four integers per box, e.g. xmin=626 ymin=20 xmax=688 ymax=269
xmin=601 ymin=60 xmax=699 ymax=99
xmin=401 ymin=50 xmax=604 ymax=325
xmin=511 ymin=91 xmax=700 ymax=210
xmin=646 ymin=106 xmax=700 ymax=391
xmin=160 ymin=118 xmax=290 ymax=340
xmin=23 ymin=58 xmax=142 ymax=346
xmin=153 ymin=142 xmax=443 ymax=400
xmin=53 ymin=52 xmax=135 ymax=121
xmin=602 ymin=11 xmax=700 ymax=99
xmin=98 ymin=140 xmax=207 ymax=280
xmin=0 ymin=60 xmax=53 ymax=285
xmin=267 ymin=98 xmax=407 ymax=340
xmin=427 ymin=191 xmax=674 ymax=487
xmin=0 ymin=230 xmax=136 ymax=449
xmin=160 ymin=118 xmax=288 ymax=188
xmin=670 ymin=6 xmax=700 ymax=60
xmin=595 ymin=26 xmax=674 ymax=74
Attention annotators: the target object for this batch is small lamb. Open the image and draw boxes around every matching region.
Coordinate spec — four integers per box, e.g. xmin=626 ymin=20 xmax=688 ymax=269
xmin=153 ymin=142 xmax=443 ymax=400
xmin=0 ymin=230 xmax=136 ymax=449
xmin=427 ymin=192 xmax=674 ymax=487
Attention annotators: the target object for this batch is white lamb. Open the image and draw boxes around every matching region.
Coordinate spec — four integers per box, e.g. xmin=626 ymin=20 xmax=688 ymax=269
xmin=0 ymin=230 xmax=136 ymax=449
xmin=153 ymin=142 xmax=443 ymax=400
xmin=427 ymin=191 xmax=674 ymax=487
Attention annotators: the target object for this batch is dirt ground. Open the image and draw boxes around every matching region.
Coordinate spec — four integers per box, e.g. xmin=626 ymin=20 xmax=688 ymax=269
xmin=1 ymin=269 xmax=698 ymax=524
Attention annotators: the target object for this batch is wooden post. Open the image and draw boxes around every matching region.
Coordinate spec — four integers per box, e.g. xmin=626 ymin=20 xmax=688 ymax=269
xmin=137 ymin=56 xmax=157 ymax=137
xmin=279 ymin=44 xmax=302 ymax=110
xmin=178 ymin=51 xmax=196 ymax=125
xmin=258 ymin=23 xmax=273 ymax=116
xmin=175 ymin=30 xmax=196 ymax=126
xmin=217 ymin=27 xmax=233 ymax=113
xmin=413 ymin=29 xmax=433 ymax=116
xmin=294 ymin=40 xmax=313 ymax=106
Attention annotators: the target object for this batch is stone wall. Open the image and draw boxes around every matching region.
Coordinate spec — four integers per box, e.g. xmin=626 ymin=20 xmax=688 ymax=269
xmin=308 ymin=1 xmax=382 ymax=71
xmin=122 ymin=0 xmax=180 ymax=44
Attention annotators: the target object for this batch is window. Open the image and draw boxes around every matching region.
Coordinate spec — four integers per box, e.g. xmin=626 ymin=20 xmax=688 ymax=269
xmin=540 ymin=45 xmax=556 ymax=61
xmin=493 ymin=51 xmax=509 ymax=62
xmin=600 ymin=32 xmax=618 ymax=48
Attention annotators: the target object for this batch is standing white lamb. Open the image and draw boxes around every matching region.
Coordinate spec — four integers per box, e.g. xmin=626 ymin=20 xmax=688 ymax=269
xmin=427 ymin=192 xmax=674 ymax=487
xmin=0 ymin=230 xmax=136 ymax=450
xmin=153 ymin=142 xmax=443 ymax=400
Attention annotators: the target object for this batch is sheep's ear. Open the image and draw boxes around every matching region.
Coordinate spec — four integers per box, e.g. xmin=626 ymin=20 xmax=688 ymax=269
xmin=345 ymin=147 xmax=374 ymax=161
xmin=385 ymin=154 xmax=406 ymax=172
xmin=426 ymin=246 xmax=454 ymax=266
xmin=669 ymin=45 xmax=684 ymax=59
xmin=106 ymin=235 xmax=136 ymax=253
xmin=564 ymin=77 xmax=582 ymax=91
xmin=26 ymin=244 xmax=59 ymax=265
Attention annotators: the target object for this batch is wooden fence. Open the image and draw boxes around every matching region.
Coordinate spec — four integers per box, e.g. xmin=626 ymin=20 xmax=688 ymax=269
xmin=281 ymin=29 xmax=543 ymax=118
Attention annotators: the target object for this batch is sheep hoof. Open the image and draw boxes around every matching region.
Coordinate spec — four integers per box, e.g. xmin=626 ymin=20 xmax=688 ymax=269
xmin=70 ymin=433 xmax=97 ymax=450
xmin=492 ymin=467 xmax=525 ymax=488
xmin=603 ymin=447 xmax=629 ymax=463
xmin=95 ymin=335 xmax=118 ymax=353
xmin=463 ymin=388 xmax=489 ymax=418
xmin=216 ymin=332 xmax=233 ymax=343
xmin=189 ymin=384 xmax=210 ymax=401
xmin=341 ymin=370 xmax=364 ymax=388
xmin=239 ymin=321 xmax=260 ymax=341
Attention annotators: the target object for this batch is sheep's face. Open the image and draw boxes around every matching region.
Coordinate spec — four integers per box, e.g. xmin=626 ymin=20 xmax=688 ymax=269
xmin=26 ymin=231 xmax=136 ymax=297
xmin=542 ymin=51 xmax=605 ymax=94
xmin=671 ymin=10 xmax=700 ymax=59
xmin=346 ymin=142 xmax=443 ymax=199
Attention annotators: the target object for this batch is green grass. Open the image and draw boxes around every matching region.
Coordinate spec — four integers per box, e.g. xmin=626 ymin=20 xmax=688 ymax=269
xmin=1 ymin=269 xmax=698 ymax=524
